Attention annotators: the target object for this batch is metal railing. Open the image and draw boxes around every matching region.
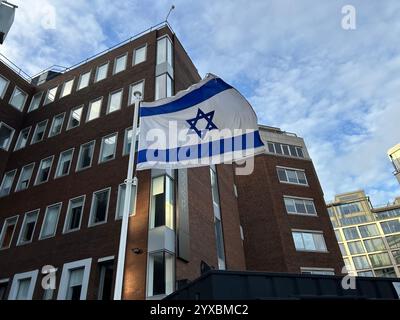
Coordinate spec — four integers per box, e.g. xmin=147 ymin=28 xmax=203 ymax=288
xmin=0 ymin=52 xmax=32 ymax=82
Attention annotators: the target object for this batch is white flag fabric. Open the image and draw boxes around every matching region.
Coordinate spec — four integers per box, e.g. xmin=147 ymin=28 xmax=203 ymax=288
xmin=136 ymin=74 xmax=265 ymax=170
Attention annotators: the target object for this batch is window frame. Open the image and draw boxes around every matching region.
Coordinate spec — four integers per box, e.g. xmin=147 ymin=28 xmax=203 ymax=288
xmin=283 ymin=195 xmax=317 ymax=216
xmin=39 ymin=202 xmax=62 ymax=240
xmin=122 ymin=126 xmax=139 ymax=156
xmin=77 ymin=70 xmax=91 ymax=91
xmin=133 ymin=44 xmax=147 ymax=65
xmin=277 ymin=166 xmax=309 ymax=186
xmin=63 ymin=195 xmax=86 ymax=234
xmin=43 ymin=86 xmax=58 ymax=105
xmin=115 ymin=182 xmax=137 ymax=220
xmin=28 ymin=92 xmax=43 ymax=112
xmin=106 ymin=88 xmax=123 ymax=114
xmin=57 ymin=258 xmax=92 ymax=300
xmin=48 ymin=112 xmax=66 ymax=138
xmin=76 ymin=140 xmax=96 ymax=172
xmin=0 ymin=215 xmax=19 ymax=250
xmin=98 ymin=132 xmax=118 ymax=164
xmin=86 ymin=97 xmax=103 ymax=122
xmin=60 ymin=78 xmax=75 ymax=98
xmin=128 ymin=80 xmax=145 ymax=106
xmin=9 ymin=86 xmax=28 ymax=111
xmin=16 ymin=209 xmax=40 ymax=246
xmin=34 ymin=155 xmax=54 ymax=186
xmin=67 ymin=105 xmax=84 ymax=130
xmin=8 ymin=270 xmax=39 ymax=300
xmin=94 ymin=62 xmax=109 ymax=83
xmin=0 ymin=169 xmax=17 ymax=197
xmin=88 ymin=187 xmax=111 ymax=227
xmin=54 ymin=148 xmax=75 ymax=179
xmin=0 ymin=75 xmax=10 ymax=99
xmin=14 ymin=126 xmax=32 ymax=151
xmin=292 ymin=229 xmax=328 ymax=252
xmin=0 ymin=121 xmax=15 ymax=151
xmin=15 ymin=162 xmax=35 ymax=192
xmin=31 ymin=119 xmax=48 ymax=145
xmin=113 ymin=53 xmax=128 ymax=75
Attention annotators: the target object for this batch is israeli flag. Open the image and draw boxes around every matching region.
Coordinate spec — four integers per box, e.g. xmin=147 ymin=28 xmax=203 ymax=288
xmin=136 ymin=74 xmax=265 ymax=170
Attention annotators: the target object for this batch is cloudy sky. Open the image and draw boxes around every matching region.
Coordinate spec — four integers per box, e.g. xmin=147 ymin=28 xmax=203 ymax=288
xmin=1 ymin=0 xmax=399 ymax=205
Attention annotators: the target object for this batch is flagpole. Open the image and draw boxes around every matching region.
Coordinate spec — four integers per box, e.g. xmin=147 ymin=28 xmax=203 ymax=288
xmin=113 ymin=91 xmax=142 ymax=300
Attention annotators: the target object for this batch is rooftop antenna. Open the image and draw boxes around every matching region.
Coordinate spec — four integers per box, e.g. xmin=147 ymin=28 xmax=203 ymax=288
xmin=165 ymin=5 xmax=175 ymax=22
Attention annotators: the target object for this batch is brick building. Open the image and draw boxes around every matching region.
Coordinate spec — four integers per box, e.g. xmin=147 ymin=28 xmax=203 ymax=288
xmin=0 ymin=23 xmax=342 ymax=300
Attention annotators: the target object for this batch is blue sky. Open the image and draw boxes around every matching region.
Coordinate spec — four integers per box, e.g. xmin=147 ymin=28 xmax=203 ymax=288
xmin=1 ymin=0 xmax=399 ymax=205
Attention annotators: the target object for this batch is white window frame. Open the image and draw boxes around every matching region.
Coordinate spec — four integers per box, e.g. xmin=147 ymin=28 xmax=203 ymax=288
xmin=31 ymin=119 xmax=48 ymax=145
xmin=14 ymin=126 xmax=31 ymax=151
xmin=77 ymin=70 xmax=91 ymax=91
xmin=15 ymin=162 xmax=35 ymax=192
xmin=292 ymin=229 xmax=328 ymax=252
xmin=8 ymin=270 xmax=39 ymax=300
xmin=55 ymin=148 xmax=75 ymax=179
xmin=60 ymin=78 xmax=75 ymax=98
xmin=106 ymin=88 xmax=123 ymax=114
xmin=300 ymin=267 xmax=335 ymax=275
xmin=48 ymin=112 xmax=65 ymax=138
xmin=28 ymin=92 xmax=43 ymax=112
xmin=63 ymin=195 xmax=86 ymax=234
xmin=94 ymin=62 xmax=109 ymax=83
xmin=283 ymin=195 xmax=317 ymax=216
xmin=88 ymin=187 xmax=111 ymax=227
xmin=115 ymin=182 xmax=137 ymax=220
xmin=146 ymin=250 xmax=175 ymax=298
xmin=0 ymin=169 xmax=17 ymax=197
xmin=113 ymin=53 xmax=128 ymax=75
xmin=86 ymin=97 xmax=103 ymax=122
xmin=128 ymin=80 xmax=145 ymax=106
xmin=0 ymin=121 xmax=15 ymax=151
xmin=0 ymin=215 xmax=19 ymax=250
xmin=17 ymin=209 xmax=40 ymax=246
xmin=34 ymin=155 xmax=54 ymax=186
xmin=9 ymin=86 xmax=28 ymax=111
xmin=39 ymin=202 xmax=62 ymax=240
xmin=0 ymin=75 xmax=10 ymax=99
xmin=133 ymin=44 xmax=147 ymax=65
xmin=43 ymin=86 xmax=58 ymax=105
xmin=57 ymin=258 xmax=92 ymax=300
xmin=277 ymin=166 xmax=308 ymax=186
xmin=156 ymin=35 xmax=173 ymax=66
xmin=76 ymin=140 xmax=96 ymax=172
xmin=67 ymin=105 xmax=84 ymax=130
xmin=98 ymin=132 xmax=118 ymax=163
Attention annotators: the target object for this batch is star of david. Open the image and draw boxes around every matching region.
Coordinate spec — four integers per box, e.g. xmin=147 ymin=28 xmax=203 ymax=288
xmin=186 ymin=108 xmax=218 ymax=138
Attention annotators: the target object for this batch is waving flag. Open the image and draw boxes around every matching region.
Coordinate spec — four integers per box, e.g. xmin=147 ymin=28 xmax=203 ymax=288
xmin=136 ymin=74 xmax=265 ymax=170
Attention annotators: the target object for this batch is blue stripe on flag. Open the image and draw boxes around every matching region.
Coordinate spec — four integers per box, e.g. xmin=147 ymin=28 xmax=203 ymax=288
xmin=140 ymin=77 xmax=232 ymax=117
xmin=137 ymin=131 xmax=264 ymax=164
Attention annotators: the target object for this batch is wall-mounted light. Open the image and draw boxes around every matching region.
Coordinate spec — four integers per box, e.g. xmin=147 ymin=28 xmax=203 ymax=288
xmin=132 ymin=248 xmax=143 ymax=254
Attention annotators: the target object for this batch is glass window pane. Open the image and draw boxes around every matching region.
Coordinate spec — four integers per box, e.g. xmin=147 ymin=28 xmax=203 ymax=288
xmin=60 ymin=79 xmax=74 ymax=98
xmin=28 ymin=92 xmax=43 ymax=112
xmin=16 ymin=278 xmax=31 ymax=300
xmin=68 ymin=106 xmax=83 ymax=129
xmin=305 ymin=200 xmax=316 ymax=214
xmin=363 ymin=238 xmax=386 ymax=252
xmin=286 ymin=170 xmax=298 ymax=183
xmin=353 ymin=256 xmax=370 ymax=270
xmin=77 ymin=142 xmax=94 ymax=170
xmin=277 ymin=168 xmax=287 ymax=182
xmin=55 ymin=149 xmax=73 ymax=177
xmin=0 ymin=75 xmax=9 ymax=98
xmin=343 ymin=227 xmax=360 ymax=240
xmin=296 ymin=171 xmax=307 ymax=184
xmin=284 ymin=198 xmax=296 ymax=213
xmin=0 ymin=170 xmax=16 ymax=197
xmin=294 ymin=199 xmax=307 ymax=214
xmin=359 ymin=224 xmax=379 ymax=238
xmin=90 ymin=189 xmax=109 ymax=224
xmin=36 ymin=157 xmax=53 ymax=184
xmin=14 ymin=127 xmax=30 ymax=150
xmin=108 ymin=90 xmax=122 ymax=113
xmin=10 ymin=87 xmax=27 ymax=110
xmin=134 ymin=45 xmax=147 ymax=65
xmin=369 ymin=252 xmax=392 ymax=268
xmin=380 ymin=220 xmax=400 ymax=234
xmin=77 ymin=71 xmax=90 ymax=90
xmin=16 ymin=163 xmax=34 ymax=191
xmin=114 ymin=54 xmax=127 ymax=74
xmin=95 ymin=63 xmax=109 ymax=82
xmin=44 ymin=86 xmax=57 ymax=105
xmin=116 ymin=183 xmax=136 ymax=219
xmin=129 ymin=81 xmax=144 ymax=105
xmin=87 ymin=98 xmax=102 ymax=122
xmin=100 ymin=134 xmax=117 ymax=163
xmin=0 ymin=123 xmax=14 ymax=150
xmin=32 ymin=121 xmax=47 ymax=144
xmin=49 ymin=114 xmax=64 ymax=137
xmin=41 ymin=204 xmax=61 ymax=238
xmin=155 ymin=74 xmax=167 ymax=100
xmin=348 ymin=241 xmax=365 ymax=254
xmin=157 ymin=37 xmax=167 ymax=64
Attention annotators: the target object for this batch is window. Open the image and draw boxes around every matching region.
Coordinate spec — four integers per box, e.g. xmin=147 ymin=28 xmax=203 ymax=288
xmin=0 ymin=280 xmax=8 ymax=300
xmin=77 ymin=71 xmax=91 ymax=90
xmin=374 ymin=268 xmax=396 ymax=278
xmin=15 ymin=163 xmax=35 ymax=192
xmin=370 ymin=252 xmax=392 ymax=268
xmin=133 ymin=45 xmax=147 ymax=65
xmin=343 ymin=227 xmax=360 ymax=240
xmin=76 ymin=141 xmax=95 ymax=171
xmin=284 ymin=197 xmax=317 ymax=215
xmin=28 ymin=92 xmax=43 ymax=112
xmin=386 ymin=235 xmax=400 ymax=250
xmin=339 ymin=243 xmax=348 ymax=256
xmin=359 ymin=224 xmax=380 ymax=238
xmin=14 ymin=127 xmax=31 ymax=151
xmin=266 ymin=141 xmax=305 ymax=158
xmin=39 ymin=203 xmax=61 ymax=239
xmin=31 ymin=120 xmax=48 ymax=144
xmin=363 ymin=238 xmax=386 ymax=252
xmin=9 ymin=270 xmax=38 ymax=300
xmin=57 ymin=258 xmax=91 ymax=300
xmin=99 ymin=133 xmax=117 ymax=163
xmin=107 ymin=89 xmax=123 ymax=114
xmin=277 ymin=167 xmax=308 ymax=185
xmin=35 ymin=156 xmax=53 ymax=185
xmin=0 ymin=122 xmax=15 ymax=151
xmin=116 ymin=182 xmax=137 ymax=219
xmin=48 ymin=113 xmax=65 ymax=137
xmin=0 ymin=216 xmax=18 ymax=249
xmin=300 ymin=268 xmax=335 ymax=275
xmin=97 ymin=259 xmax=114 ymax=300
xmin=292 ymin=230 xmax=327 ymax=252
xmin=334 ymin=230 xmax=343 ymax=242
xmin=67 ymin=105 xmax=83 ymax=129
xmin=357 ymin=271 xmax=374 ymax=277
xmin=380 ymin=220 xmax=400 ymax=234
xmin=44 ymin=86 xmax=58 ymax=105
xmin=150 ymin=175 xmax=174 ymax=229
xmin=339 ymin=203 xmax=361 ymax=215
xmin=17 ymin=210 xmax=39 ymax=245
xmin=87 ymin=97 xmax=102 ymax=122
xmin=155 ymin=73 xmax=173 ymax=100
xmin=123 ymin=127 xmax=139 ymax=156
xmin=392 ymin=250 xmax=400 ymax=264
xmin=352 ymin=256 xmax=371 ymax=270
xmin=55 ymin=148 xmax=74 ymax=178
xmin=128 ymin=81 xmax=144 ymax=105
xmin=60 ymin=79 xmax=74 ymax=98
xmin=9 ymin=87 xmax=27 ymax=111
xmin=95 ymin=62 xmax=109 ymax=82
xmin=347 ymin=241 xmax=365 ymax=254
xmin=0 ymin=75 xmax=9 ymax=98
xmin=0 ymin=169 xmax=17 ymax=197
xmin=113 ymin=54 xmax=127 ymax=74
xmin=89 ymin=188 xmax=110 ymax=226
xmin=147 ymin=251 xmax=174 ymax=297
xmin=63 ymin=196 xmax=85 ymax=233
xmin=157 ymin=36 xmax=173 ymax=66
